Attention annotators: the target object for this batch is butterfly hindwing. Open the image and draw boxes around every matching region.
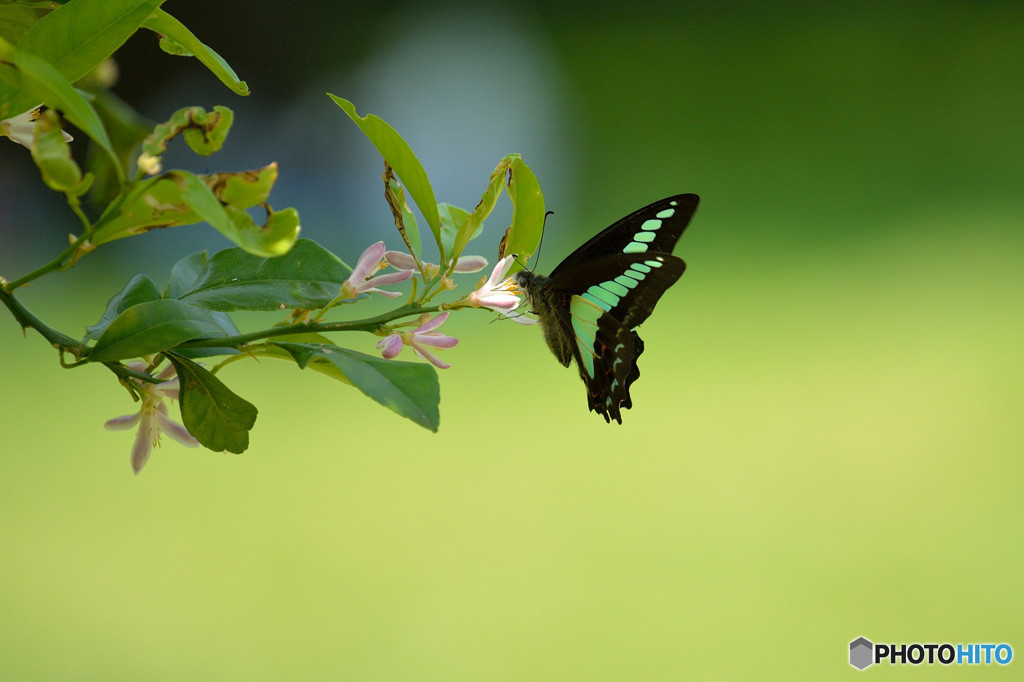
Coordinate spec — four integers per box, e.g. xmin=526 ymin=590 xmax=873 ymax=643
xmin=566 ymin=293 xmax=645 ymax=423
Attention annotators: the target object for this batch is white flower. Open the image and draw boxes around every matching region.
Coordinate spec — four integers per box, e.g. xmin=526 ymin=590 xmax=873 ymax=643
xmin=376 ymin=312 xmax=459 ymax=369
xmin=464 ymin=254 xmax=535 ymax=324
xmin=104 ymin=364 xmax=199 ymax=474
xmin=1 ymin=106 xmax=73 ymax=149
xmin=340 ymin=241 xmax=412 ymax=299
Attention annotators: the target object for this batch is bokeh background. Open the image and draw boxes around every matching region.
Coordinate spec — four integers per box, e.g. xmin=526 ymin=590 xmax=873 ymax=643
xmin=2 ymin=1 xmax=1023 ymax=679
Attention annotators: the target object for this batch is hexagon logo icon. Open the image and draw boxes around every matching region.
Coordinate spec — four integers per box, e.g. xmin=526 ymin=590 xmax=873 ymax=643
xmin=850 ymin=637 xmax=874 ymax=670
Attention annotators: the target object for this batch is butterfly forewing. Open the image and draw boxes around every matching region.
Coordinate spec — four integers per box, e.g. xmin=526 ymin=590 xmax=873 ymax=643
xmin=549 ymin=194 xmax=698 ymax=278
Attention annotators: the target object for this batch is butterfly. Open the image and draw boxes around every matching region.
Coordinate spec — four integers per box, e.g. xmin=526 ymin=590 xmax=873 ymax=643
xmin=513 ymin=194 xmax=699 ymax=423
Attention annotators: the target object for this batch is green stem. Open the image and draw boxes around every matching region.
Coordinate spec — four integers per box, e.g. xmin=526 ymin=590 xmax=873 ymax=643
xmin=0 ymin=288 xmax=87 ymax=356
xmin=178 ymin=303 xmax=440 ymax=350
xmin=67 ymin=194 xmax=93 ymax=235
xmin=1 ymin=233 xmax=91 ymax=292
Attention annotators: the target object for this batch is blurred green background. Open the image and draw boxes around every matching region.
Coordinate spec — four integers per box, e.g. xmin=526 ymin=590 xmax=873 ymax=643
xmin=2 ymin=1 xmax=1023 ymax=679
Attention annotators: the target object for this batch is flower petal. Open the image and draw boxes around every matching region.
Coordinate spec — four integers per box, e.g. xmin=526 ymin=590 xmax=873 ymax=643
xmin=376 ymin=334 xmax=404 ymax=359
xmin=104 ymin=413 xmax=141 ymax=430
xmin=414 ymin=312 xmax=449 ymax=333
xmin=487 ymin=255 xmax=516 ymax=287
xmin=453 ymin=255 xmax=488 ymax=273
xmin=362 ymin=287 xmax=404 ymax=298
xmin=411 ymin=345 xmax=451 ymax=370
xmin=368 ymin=269 xmax=413 ymax=286
xmin=503 ymin=310 xmax=538 ymax=325
xmin=160 ymin=387 xmax=181 ymax=401
xmin=130 ymin=429 xmax=153 ymax=474
xmin=385 ymin=251 xmax=418 ymax=271
xmin=1 ymin=106 xmax=74 ymax=149
xmin=155 ymin=365 xmax=179 ymax=381
xmin=470 ymin=291 xmax=521 ymax=312
xmin=349 ymin=241 xmax=387 ymax=283
xmin=157 ymin=412 xmax=200 ymax=447
xmin=413 ymin=333 xmax=458 ymax=350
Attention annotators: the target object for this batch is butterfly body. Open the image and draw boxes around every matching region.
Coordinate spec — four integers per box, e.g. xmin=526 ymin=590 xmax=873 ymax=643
xmin=514 ymin=194 xmax=699 ymax=423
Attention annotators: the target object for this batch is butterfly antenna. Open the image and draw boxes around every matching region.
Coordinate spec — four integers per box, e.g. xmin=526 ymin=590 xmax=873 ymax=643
xmin=529 ymin=210 xmax=554 ymax=273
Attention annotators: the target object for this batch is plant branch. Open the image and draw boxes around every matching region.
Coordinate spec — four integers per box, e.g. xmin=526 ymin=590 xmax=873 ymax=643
xmin=0 ymin=288 xmax=87 ymax=357
xmin=1 ymin=233 xmax=91 ymax=292
xmin=177 ymin=303 xmax=441 ymax=350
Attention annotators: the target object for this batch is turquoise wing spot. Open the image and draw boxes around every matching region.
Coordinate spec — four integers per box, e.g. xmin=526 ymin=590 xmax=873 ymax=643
xmin=581 ymin=291 xmax=613 ymax=312
xmin=634 ymin=231 xmax=657 ymax=243
xmin=656 ymin=208 xmax=675 ymax=218
xmin=615 ymin=275 xmax=639 ymax=289
xmin=623 ymin=242 xmax=648 ymax=253
xmin=600 ymin=280 xmax=630 ymax=297
xmin=570 ymin=295 xmax=603 ymax=377
xmin=571 ymin=315 xmax=597 ymax=353
xmin=640 ymin=219 xmax=662 ymax=231
xmin=586 ymin=285 xmax=620 ymax=307
xmin=644 ymin=259 xmax=664 ymax=268
xmin=630 ymin=263 xmax=652 ymax=274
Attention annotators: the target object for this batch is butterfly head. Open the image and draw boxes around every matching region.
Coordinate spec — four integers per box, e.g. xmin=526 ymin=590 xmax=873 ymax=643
xmin=511 ymin=269 xmax=547 ymax=309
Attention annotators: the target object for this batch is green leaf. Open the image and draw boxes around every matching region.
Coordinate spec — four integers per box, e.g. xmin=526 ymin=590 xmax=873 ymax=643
xmin=166 ymin=353 xmax=257 ymax=454
xmin=206 ymin=163 xmax=275 ymax=206
xmin=1 ymin=0 xmax=165 ymax=118
xmin=30 ymin=107 xmax=84 ymax=193
xmin=274 ymin=342 xmax=440 ymax=431
xmin=17 ymin=0 xmax=165 ymax=86
xmin=0 ymin=4 xmax=40 ymax=45
xmin=0 ymin=36 xmax=118 ymax=171
xmin=498 ymin=154 xmax=545 ymax=275
xmin=89 ymin=170 xmax=207 ymax=245
xmin=438 ymin=202 xmax=470 ymax=259
xmin=89 ymin=299 xmax=226 ymax=363
xmin=88 ymin=166 xmax=299 ymax=257
xmin=162 ymin=253 xmax=243 ymax=358
xmin=142 ymin=9 xmax=248 ymax=95
xmin=222 ymin=204 xmax=300 ymax=258
xmin=165 ymin=251 xmax=208 ymax=299
xmin=328 ymin=95 xmax=442 ymax=255
xmin=169 ymin=313 xmax=240 ymax=359
xmin=185 ymin=165 xmax=299 ymax=258
xmin=140 ymin=105 xmax=234 ymax=163
xmin=454 ymin=160 xmax=508 ymax=260
xmin=255 ymin=334 xmax=352 ymax=385
xmin=85 ymin=273 xmax=161 ymax=341
xmin=176 ymin=169 xmax=238 ymax=235
xmin=176 ymin=239 xmax=352 ymax=312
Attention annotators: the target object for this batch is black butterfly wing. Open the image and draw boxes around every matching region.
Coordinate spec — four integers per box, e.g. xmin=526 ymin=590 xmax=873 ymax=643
xmin=549 ymin=194 xmax=698 ymax=279
xmin=548 ymin=252 xmax=686 ymax=329
xmin=537 ymin=252 xmax=686 ymax=423
xmin=523 ymin=194 xmax=698 ymax=423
